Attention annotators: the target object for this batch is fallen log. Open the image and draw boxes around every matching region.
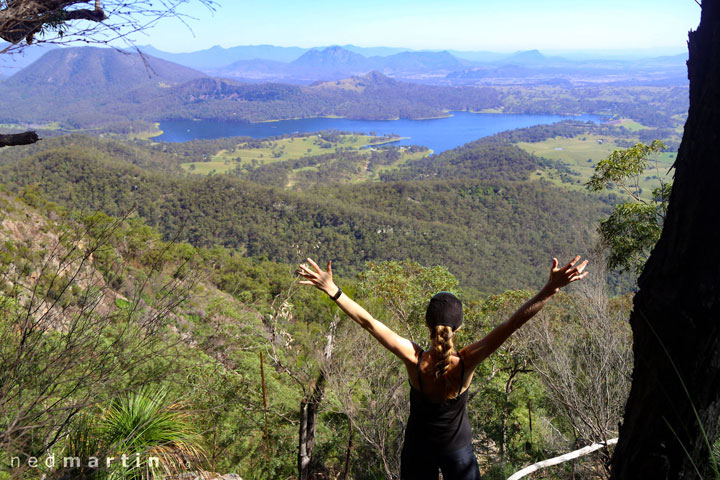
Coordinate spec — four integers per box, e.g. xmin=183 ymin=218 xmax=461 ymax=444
xmin=507 ymin=438 xmax=618 ymax=480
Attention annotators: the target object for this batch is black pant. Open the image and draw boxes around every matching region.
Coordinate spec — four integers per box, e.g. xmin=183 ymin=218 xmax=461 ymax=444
xmin=400 ymin=442 xmax=481 ymax=480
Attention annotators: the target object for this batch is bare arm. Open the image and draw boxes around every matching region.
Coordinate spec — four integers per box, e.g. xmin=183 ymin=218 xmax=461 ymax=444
xmin=297 ymin=258 xmax=417 ymax=364
xmin=460 ymin=256 xmax=589 ymax=371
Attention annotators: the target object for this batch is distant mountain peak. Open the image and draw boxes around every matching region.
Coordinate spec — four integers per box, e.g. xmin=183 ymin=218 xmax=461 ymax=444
xmin=310 ymin=70 xmax=396 ymax=91
xmin=292 ymin=46 xmax=368 ymax=67
xmin=5 ymin=46 xmax=206 ymax=91
xmin=357 ymin=70 xmax=395 ymax=84
xmin=504 ymin=49 xmax=547 ymax=63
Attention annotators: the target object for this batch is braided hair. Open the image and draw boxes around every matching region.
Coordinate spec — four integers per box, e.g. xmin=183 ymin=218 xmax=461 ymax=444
xmin=430 ymin=324 xmax=455 ymax=379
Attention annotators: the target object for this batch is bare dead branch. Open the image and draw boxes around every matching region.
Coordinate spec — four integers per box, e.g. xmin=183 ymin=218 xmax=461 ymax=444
xmin=0 ymin=0 xmax=216 ymax=50
xmin=0 ymin=131 xmax=39 ymax=147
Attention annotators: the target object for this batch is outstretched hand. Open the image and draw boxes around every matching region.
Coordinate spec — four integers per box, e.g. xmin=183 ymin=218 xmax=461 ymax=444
xmin=544 ymin=256 xmax=589 ymax=294
xmin=296 ymin=258 xmax=338 ymax=297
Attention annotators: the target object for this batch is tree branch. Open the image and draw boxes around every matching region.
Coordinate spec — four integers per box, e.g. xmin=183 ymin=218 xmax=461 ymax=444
xmin=0 ymin=1 xmax=107 ymax=44
xmin=0 ymin=131 xmax=39 ymax=148
xmin=508 ymin=438 xmax=619 ymax=480
xmin=63 ymin=8 xmax=108 ymax=22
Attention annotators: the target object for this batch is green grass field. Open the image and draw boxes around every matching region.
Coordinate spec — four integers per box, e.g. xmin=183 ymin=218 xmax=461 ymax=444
xmin=518 ymin=134 xmax=675 ymax=198
xmin=126 ymin=123 xmax=163 ymax=141
xmin=282 ymin=144 xmax=431 ymax=187
xmin=518 ymin=134 xmax=628 ymax=177
xmin=181 ymin=134 xmax=427 ymax=183
xmin=351 ymin=148 xmax=432 ymax=183
xmin=671 ymin=114 xmax=688 ymax=134
xmin=0 ymin=121 xmax=64 ymax=131
xmin=604 ymin=118 xmax=649 ymax=132
xmin=182 ymin=134 xmax=403 ymax=174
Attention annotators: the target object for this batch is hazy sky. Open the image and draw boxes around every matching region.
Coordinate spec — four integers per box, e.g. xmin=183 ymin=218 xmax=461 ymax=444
xmin=131 ymin=0 xmax=701 ymax=54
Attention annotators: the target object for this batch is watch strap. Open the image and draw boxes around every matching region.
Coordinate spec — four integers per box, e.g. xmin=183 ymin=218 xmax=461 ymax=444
xmin=331 ymin=287 xmax=342 ymax=300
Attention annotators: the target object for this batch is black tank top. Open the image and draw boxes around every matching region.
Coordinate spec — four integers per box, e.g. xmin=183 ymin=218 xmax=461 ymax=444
xmin=404 ymin=351 xmax=472 ymax=452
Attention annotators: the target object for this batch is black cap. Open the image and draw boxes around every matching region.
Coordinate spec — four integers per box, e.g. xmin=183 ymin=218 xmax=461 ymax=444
xmin=425 ymin=292 xmax=463 ymax=331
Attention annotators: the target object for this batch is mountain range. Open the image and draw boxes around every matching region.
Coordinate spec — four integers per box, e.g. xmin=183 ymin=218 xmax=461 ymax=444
xmin=134 ymin=44 xmax=505 ymax=69
xmin=136 ymin=44 xmax=687 ymax=86
xmin=0 ymin=46 xmax=688 ymax=131
xmin=0 ymin=47 xmax=502 ymax=128
xmin=209 ymin=46 xmax=470 ymax=83
xmin=0 ymin=47 xmax=208 ymax=128
xmin=0 ymin=43 xmax=57 ymax=79
xmin=0 ymin=42 xmax=687 ymax=86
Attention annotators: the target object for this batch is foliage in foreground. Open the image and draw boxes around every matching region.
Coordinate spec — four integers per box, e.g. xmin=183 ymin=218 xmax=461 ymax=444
xmin=587 ymin=140 xmax=671 ymax=275
xmin=61 ymin=387 xmax=206 ymax=480
xmin=0 ymin=188 xmax=632 ymax=479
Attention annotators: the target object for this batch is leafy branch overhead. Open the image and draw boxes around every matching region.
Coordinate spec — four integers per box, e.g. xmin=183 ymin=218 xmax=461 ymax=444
xmin=586 ymin=140 xmax=667 ymax=202
xmin=586 ymin=140 xmax=672 ymax=275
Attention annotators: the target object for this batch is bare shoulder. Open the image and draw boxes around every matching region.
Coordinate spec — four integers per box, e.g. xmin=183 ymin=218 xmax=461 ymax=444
xmin=407 ymin=342 xmax=424 ymax=366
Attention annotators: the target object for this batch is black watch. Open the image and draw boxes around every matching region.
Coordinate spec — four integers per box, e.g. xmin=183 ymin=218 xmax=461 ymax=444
xmin=331 ymin=287 xmax=342 ymax=300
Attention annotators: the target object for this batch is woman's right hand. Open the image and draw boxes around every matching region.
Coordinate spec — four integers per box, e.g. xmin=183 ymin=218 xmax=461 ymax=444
xmin=544 ymin=256 xmax=589 ymax=294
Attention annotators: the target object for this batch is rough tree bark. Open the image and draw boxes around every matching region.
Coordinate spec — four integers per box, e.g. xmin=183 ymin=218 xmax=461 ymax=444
xmin=298 ymin=374 xmax=326 ymax=480
xmin=610 ymin=2 xmax=720 ymax=477
xmin=298 ymin=319 xmax=336 ymax=480
xmin=0 ymin=0 xmax=107 ymax=45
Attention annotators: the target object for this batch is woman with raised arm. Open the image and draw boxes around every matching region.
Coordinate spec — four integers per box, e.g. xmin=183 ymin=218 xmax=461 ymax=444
xmin=296 ymin=256 xmax=588 ymax=480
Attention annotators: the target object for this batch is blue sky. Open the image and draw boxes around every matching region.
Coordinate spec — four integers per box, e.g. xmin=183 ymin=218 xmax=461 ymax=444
xmin=131 ymin=0 xmax=701 ymax=54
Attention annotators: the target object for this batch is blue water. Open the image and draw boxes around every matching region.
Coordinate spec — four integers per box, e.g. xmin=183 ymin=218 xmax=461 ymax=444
xmin=154 ymin=112 xmax=604 ymax=153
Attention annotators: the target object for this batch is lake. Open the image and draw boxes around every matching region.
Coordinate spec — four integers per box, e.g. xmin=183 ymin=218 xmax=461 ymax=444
xmin=154 ymin=112 xmax=605 ymax=153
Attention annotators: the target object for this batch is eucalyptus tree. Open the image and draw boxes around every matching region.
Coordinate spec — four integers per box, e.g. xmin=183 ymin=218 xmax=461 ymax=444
xmin=610 ymin=2 xmax=720 ymax=477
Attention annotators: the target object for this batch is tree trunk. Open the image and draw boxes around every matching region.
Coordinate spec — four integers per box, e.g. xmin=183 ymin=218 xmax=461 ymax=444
xmin=0 ymin=3 xmax=107 ymax=44
xmin=298 ymin=319 xmax=337 ymax=479
xmin=501 ymin=371 xmax=517 ymax=461
xmin=610 ymin=2 xmax=720 ymax=478
xmin=342 ymin=424 xmax=353 ymax=480
xmin=298 ymin=373 xmax=325 ymax=480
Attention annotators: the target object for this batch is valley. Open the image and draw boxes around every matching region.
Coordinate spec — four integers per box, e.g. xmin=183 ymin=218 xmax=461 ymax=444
xmin=0 ymin=44 xmax=681 ymax=290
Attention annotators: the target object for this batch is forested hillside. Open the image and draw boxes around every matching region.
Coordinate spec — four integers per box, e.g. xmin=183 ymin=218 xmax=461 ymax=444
xmin=0 ymin=134 xmax=610 ymax=293
xmin=0 ymin=188 xmax=632 ymax=479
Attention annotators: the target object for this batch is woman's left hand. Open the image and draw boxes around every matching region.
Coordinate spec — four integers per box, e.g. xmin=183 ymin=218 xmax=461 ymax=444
xmin=296 ymin=258 xmax=338 ymax=296
xmin=544 ymin=255 xmax=589 ymax=294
